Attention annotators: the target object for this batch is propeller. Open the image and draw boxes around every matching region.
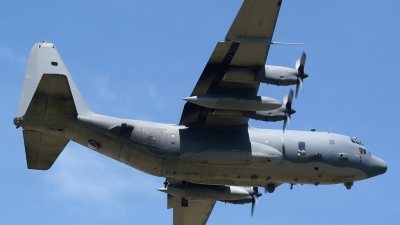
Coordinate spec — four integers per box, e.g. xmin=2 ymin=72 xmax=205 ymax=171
xmin=251 ymin=187 xmax=260 ymax=217
xmin=283 ymin=89 xmax=295 ymax=132
xmin=295 ymin=52 xmax=307 ymax=98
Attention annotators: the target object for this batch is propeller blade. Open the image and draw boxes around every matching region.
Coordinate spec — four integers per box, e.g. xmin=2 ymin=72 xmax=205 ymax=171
xmin=251 ymin=198 xmax=255 ymax=217
xmin=299 ymin=76 xmax=304 ymax=89
xmin=283 ymin=94 xmax=288 ymax=106
xmin=285 ymin=89 xmax=294 ymax=110
xmin=295 ymin=77 xmax=303 ymax=98
xmin=283 ymin=89 xmax=294 ymax=132
xmin=251 ymin=187 xmax=259 ymax=217
xmin=295 ymin=52 xmax=306 ymax=98
xmin=296 ymin=52 xmax=306 ymax=72
xmin=300 ymin=52 xmax=306 ymax=65
xmin=283 ymin=113 xmax=292 ymax=132
xmin=283 ymin=117 xmax=287 ymax=132
xmin=295 ymin=58 xmax=300 ymax=71
xmin=251 ymin=195 xmax=258 ymax=217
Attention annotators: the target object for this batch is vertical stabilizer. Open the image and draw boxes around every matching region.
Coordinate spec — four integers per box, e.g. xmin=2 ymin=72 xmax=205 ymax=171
xmin=16 ymin=41 xmax=91 ymax=118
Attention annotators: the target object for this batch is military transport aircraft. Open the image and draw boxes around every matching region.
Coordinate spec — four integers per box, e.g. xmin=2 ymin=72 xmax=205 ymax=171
xmin=14 ymin=0 xmax=387 ymax=224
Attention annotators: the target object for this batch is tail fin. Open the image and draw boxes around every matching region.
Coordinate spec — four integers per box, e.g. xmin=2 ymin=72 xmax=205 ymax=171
xmin=15 ymin=41 xmax=91 ymax=170
xmin=16 ymin=41 xmax=91 ymax=118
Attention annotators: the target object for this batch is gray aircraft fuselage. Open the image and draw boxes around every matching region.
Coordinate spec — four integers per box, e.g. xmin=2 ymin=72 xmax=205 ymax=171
xmin=22 ymin=106 xmax=385 ymax=188
xmin=75 ymin=115 xmax=386 ymax=188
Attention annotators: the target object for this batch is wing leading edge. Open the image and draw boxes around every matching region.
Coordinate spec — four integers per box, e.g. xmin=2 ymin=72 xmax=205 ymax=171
xmin=180 ymin=0 xmax=282 ymax=126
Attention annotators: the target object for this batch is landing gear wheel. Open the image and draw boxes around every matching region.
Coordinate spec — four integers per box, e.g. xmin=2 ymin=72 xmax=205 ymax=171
xmin=344 ymin=182 xmax=353 ymax=190
xmin=266 ymin=184 xmax=276 ymax=193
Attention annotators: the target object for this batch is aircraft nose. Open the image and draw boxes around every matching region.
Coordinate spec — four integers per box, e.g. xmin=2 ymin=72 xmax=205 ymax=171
xmin=368 ymin=155 xmax=387 ymax=178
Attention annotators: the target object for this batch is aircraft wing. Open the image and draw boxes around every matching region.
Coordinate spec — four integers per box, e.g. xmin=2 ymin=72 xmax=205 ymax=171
xmin=168 ymin=194 xmax=216 ymax=225
xmin=179 ymin=0 xmax=282 ymax=126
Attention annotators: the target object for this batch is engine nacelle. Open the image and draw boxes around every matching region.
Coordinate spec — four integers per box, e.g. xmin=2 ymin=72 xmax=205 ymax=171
xmin=183 ymin=94 xmax=281 ymax=111
xmin=223 ymin=66 xmax=306 ymax=86
xmin=243 ymin=107 xmax=295 ymax=122
xmin=221 ymin=196 xmax=253 ymax=205
xmin=157 ymin=183 xmax=257 ymax=201
xmin=256 ymin=65 xmax=299 ymax=86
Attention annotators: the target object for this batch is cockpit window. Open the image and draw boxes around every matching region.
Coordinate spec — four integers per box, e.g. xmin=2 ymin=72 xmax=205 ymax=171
xmin=359 ymin=147 xmax=367 ymax=155
xmin=350 ymin=137 xmax=364 ymax=146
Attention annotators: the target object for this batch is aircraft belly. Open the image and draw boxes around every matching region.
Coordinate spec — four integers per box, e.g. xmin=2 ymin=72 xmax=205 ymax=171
xmin=271 ymin=160 xmax=367 ymax=185
xmin=118 ymin=144 xmax=164 ymax=176
xmin=161 ymin=159 xmax=202 ymax=180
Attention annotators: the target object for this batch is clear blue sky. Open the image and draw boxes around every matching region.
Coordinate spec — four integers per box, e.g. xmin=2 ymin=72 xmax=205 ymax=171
xmin=1 ymin=1 xmax=398 ymax=224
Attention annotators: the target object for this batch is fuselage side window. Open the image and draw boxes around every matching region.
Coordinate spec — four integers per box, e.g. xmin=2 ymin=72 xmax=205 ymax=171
xmin=298 ymin=142 xmax=306 ymax=156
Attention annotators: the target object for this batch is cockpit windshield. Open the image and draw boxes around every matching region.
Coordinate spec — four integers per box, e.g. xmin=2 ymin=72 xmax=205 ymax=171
xmin=350 ymin=137 xmax=364 ymax=146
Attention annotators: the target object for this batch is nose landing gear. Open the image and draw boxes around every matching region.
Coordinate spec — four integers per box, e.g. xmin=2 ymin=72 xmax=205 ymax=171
xmin=344 ymin=182 xmax=353 ymax=190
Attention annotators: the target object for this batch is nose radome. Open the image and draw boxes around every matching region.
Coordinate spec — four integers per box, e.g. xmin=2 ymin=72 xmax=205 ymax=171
xmin=368 ymin=156 xmax=387 ymax=178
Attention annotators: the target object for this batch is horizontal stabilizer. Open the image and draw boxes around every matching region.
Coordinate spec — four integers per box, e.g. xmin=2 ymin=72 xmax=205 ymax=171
xmin=23 ymin=130 xmax=69 ymax=170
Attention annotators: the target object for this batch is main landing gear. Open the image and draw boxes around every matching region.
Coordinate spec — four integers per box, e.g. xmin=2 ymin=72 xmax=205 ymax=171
xmin=265 ymin=184 xmax=276 ymax=193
